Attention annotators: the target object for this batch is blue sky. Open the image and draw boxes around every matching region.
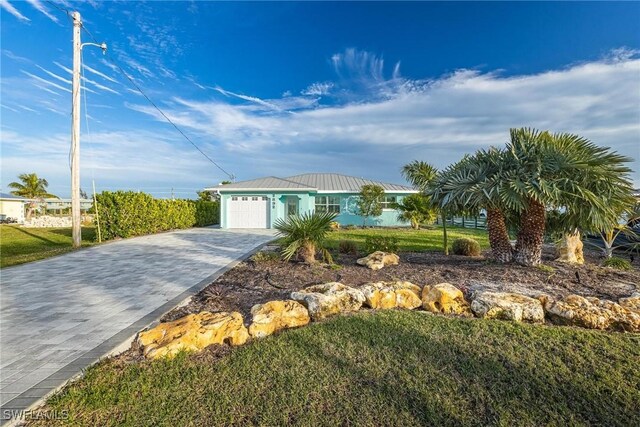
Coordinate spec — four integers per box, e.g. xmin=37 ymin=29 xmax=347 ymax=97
xmin=1 ymin=1 xmax=639 ymax=198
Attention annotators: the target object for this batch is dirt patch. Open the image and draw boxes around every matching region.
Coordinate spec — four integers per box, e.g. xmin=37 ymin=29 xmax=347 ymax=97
xmin=161 ymin=245 xmax=638 ymax=323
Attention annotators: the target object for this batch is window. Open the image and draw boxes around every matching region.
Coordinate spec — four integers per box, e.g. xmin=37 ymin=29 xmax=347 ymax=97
xmin=315 ymin=196 xmax=341 ymax=213
xmin=231 ymin=197 xmax=238 ymax=201
xmin=241 ymin=196 xmax=248 ymax=201
xmin=252 ymin=196 xmax=258 ymax=201
xmin=381 ymin=196 xmax=397 ymax=209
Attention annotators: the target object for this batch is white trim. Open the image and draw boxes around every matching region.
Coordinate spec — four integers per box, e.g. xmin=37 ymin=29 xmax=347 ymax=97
xmin=316 ymin=190 xmax=417 ymax=194
xmin=209 ymin=187 xmax=316 ymax=193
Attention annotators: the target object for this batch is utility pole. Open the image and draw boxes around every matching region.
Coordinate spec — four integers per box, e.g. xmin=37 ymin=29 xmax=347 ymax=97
xmin=70 ymin=11 xmax=106 ymax=249
xmin=71 ymin=11 xmax=82 ymax=248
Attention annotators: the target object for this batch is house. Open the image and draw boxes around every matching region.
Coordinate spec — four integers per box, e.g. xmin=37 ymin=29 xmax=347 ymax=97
xmin=0 ymin=193 xmax=26 ymax=223
xmin=206 ymin=173 xmax=418 ymax=229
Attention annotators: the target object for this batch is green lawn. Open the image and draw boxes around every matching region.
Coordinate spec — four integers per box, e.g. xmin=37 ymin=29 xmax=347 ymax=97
xmin=36 ymin=311 xmax=639 ymax=426
xmin=324 ymin=226 xmax=489 ymax=252
xmin=0 ymin=225 xmax=97 ymax=268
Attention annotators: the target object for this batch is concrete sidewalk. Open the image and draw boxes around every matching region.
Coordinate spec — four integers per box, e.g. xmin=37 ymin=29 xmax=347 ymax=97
xmin=0 ymin=227 xmax=275 ymax=424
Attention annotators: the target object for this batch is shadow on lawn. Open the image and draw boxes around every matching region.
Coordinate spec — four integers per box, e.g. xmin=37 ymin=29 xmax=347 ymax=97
xmin=285 ymin=313 xmax=638 ymax=426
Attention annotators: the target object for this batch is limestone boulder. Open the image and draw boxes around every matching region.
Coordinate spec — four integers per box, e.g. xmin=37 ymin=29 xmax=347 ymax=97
xmin=359 ymin=281 xmax=422 ymax=310
xmin=618 ymin=293 xmax=640 ymax=313
xmin=421 ymin=283 xmax=471 ymax=316
xmin=356 ymin=251 xmax=400 ymax=270
xmin=539 ymin=294 xmax=640 ymax=332
xmin=137 ymin=311 xmax=248 ymax=359
xmin=248 ymin=300 xmax=310 ymax=338
xmin=471 ymin=292 xmax=544 ymax=323
xmin=291 ymin=282 xmax=365 ymax=320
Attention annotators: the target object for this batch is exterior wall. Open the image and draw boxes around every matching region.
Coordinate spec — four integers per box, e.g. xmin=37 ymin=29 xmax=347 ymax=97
xmin=0 ymin=200 xmax=25 ymax=223
xmin=220 ymin=191 xmax=412 ymax=228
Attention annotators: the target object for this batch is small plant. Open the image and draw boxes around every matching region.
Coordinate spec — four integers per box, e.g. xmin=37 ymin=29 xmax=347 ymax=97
xmin=338 ymin=239 xmax=358 ymax=255
xmin=274 ymin=211 xmax=337 ymax=264
xmin=251 ymin=251 xmax=281 ymax=263
xmin=329 ymin=221 xmax=340 ymax=230
xmin=536 ymin=264 xmax=556 ymax=274
xmin=452 ymin=238 xmax=481 ymax=256
xmin=364 ymin=236 xmax=399 ymax=253
xmin=603 ymin=257 xmax=632 ymax=271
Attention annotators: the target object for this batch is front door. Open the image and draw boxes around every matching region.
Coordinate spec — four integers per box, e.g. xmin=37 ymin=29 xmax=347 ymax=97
xmin=286 ymin=197 xmax=299 ymax=216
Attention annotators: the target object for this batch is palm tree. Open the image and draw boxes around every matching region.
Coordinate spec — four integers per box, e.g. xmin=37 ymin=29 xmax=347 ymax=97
xmin=8 ymin=173 xmax=58 ymax=220
xmin=428 ymin=149 xmax=515 ymax=263
xmin=501 ymin=128 xmax=634 ymax=266
xmin=392 ymin=194 xmax=437 ymax=229
xmin=274 ymin=211 xmax=337 ymax=264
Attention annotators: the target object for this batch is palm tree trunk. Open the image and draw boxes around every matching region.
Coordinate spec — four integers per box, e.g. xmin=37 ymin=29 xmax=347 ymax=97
xmin=514 ymin=199 xmax=546 ymax=266
xmin=441 ymin=211 xmax=448 ymax=255
xmin=299 ymin=242 xmax=317 ymax=264
xmin=486 ymin=208 xmax=513 ymax=263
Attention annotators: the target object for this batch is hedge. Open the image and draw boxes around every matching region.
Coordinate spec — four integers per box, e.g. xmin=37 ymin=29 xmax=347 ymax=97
xmin=94 ymin=191 xmax=219 ymax=240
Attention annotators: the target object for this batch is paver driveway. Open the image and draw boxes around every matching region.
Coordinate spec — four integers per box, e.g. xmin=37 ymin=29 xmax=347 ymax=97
xmin=0 ymin=227 xmax=275 ymax=423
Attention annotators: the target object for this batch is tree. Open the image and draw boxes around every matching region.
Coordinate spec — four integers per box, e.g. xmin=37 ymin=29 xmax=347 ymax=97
xmin=8 ymin=173 xmax=57 ymax=220
xmin=274 ymin=211 xmax=337 ymax=264
xmin=197 ymin=190 xmax=213 ymax=201
xmin=392 ymin=194 xmax=437 ymax=229
xmin=400 ymin=161 xmax=449 ymax=252
xmin=429 ymin=150 xmax=515 ymax=262
xmin=357 ymin=184 xmax=385 ymax=227
xmin=501 ymin=128 xmax=634 ymax=266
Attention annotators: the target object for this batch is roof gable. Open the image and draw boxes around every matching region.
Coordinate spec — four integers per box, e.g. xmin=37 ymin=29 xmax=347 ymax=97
xmin=285 ymin=173 xmax=415 ymax=192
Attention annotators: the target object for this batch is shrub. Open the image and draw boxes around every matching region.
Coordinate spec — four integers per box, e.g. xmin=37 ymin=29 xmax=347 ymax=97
xmin=251 ymin=251 xmax=281 ymax=263
xmin=603 ymin=257 xmax=632 ymax=271
xmin=94 ymin=191 xmax=219 ymax=240
xmin=452 ymin=238 xmax=481 ymax=256
xmin=194 ymin=200 xmax=219 ymax=226
xmin=364 ymin=236 xmax=399 ymax=254
xmin=329 ymin=221 xmax=340 ymax=230
xmin=274 ymin=211 xmax=337 ymax=264
xmin=338 ymin=239 xmax=358 ymax=255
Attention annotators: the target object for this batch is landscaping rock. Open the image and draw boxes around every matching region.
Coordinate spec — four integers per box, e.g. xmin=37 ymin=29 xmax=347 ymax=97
xmin=291 ymin=282 xmax=365 ymax=320
xmin=618 ymin=293 xmax=640 ymax=313
xmin=421 ymin=283 xmax=471 ymax=316
xmin=539 ymin=294 xmax=640 ymax=332
xmin=356 ymin=251 xmax=400 ymax=270
xmin=137 ymin=311 xmax=248 ymax=359
xmin=359 ymin=281 xmax=422 ymax=310
xmin=248 ymin=300 xmax=310 ymax=338
xmin=471 ymin=292 xmax=544 ymax=323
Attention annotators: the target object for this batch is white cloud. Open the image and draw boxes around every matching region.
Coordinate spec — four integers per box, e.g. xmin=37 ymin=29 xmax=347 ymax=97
xmin=0 ymin=0 xmax=29 ymax=21
xmin=129 ymin=53 xmax=640 ymax=185
xmin=83 ymin=64 xmax=119 ymax=84
xmin=25 ymin=0 xmax=58 ymax=23
xmin=301 ymin=82 xmax=334 ymax=96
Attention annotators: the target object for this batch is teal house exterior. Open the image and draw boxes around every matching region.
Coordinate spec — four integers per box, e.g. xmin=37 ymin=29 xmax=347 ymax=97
xmin=206 ymin=173 xmax=417 ymax=229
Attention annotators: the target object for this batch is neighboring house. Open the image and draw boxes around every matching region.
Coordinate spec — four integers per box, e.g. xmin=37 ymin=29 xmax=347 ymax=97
xmin=0 ymin=193 xmax=26 ymax=223
xmin=206 ymin=173 xmax=417 ymax=229
xmin=43 ymin=198 xmax=93 ymax=214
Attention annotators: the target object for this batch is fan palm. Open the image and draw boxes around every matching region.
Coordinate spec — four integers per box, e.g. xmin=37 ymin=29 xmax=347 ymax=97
xmin=501 ymin=128 xmax=634 ymax=266
xmin=274 ymin=211 xmax=337 ymax=264
xmin=428 ymin=149 xmax=516 ymax=262
xmin=392 ymin=194 xmax=437 ymax=229
xmin=8 ymin=173 xmax=58 ymax=220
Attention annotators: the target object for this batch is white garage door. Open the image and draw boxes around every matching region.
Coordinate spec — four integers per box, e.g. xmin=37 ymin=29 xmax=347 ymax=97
xmin=227 ymin=196 xmax=270 ymax=228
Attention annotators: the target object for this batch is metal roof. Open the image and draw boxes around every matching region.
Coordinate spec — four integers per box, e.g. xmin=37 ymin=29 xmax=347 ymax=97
xmin=210 ymin=173 xmax=416 ymax=193
xmin=0 ymin=192 xmax=26 ymax=200
xmin=286 ymin=173 xmax=415 ymax=192
xmin=212 ymin=176 xmax=315 ymax=191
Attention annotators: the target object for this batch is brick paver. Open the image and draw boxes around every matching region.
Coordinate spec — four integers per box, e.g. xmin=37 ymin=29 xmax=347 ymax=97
xmin=0 ymin=227 xmax=275 ymax=424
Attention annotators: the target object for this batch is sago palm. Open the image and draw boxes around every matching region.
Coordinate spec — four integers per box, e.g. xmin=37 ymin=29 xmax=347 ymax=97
xmin=8 ymin=173 xmax=58 ymax=220
xmin=274 ymin=211 xmax=337 ymax=264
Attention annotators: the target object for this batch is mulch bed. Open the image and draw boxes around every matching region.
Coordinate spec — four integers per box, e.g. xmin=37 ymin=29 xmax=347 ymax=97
xmin=161 ymin=245 xmax=639 ymax=324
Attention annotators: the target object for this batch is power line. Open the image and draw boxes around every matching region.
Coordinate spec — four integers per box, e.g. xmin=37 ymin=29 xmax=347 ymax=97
xmin=45 ymin=1 xmax=235 ymax=180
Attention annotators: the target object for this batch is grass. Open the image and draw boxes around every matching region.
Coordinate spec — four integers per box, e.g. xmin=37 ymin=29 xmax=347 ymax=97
xmin=324 ymin=225 xmax=489 ymax=253
xmin=35 ymin=311 xmax=639 ymax=426
xmin=0 ymin=225 xmax=97 ymax=268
